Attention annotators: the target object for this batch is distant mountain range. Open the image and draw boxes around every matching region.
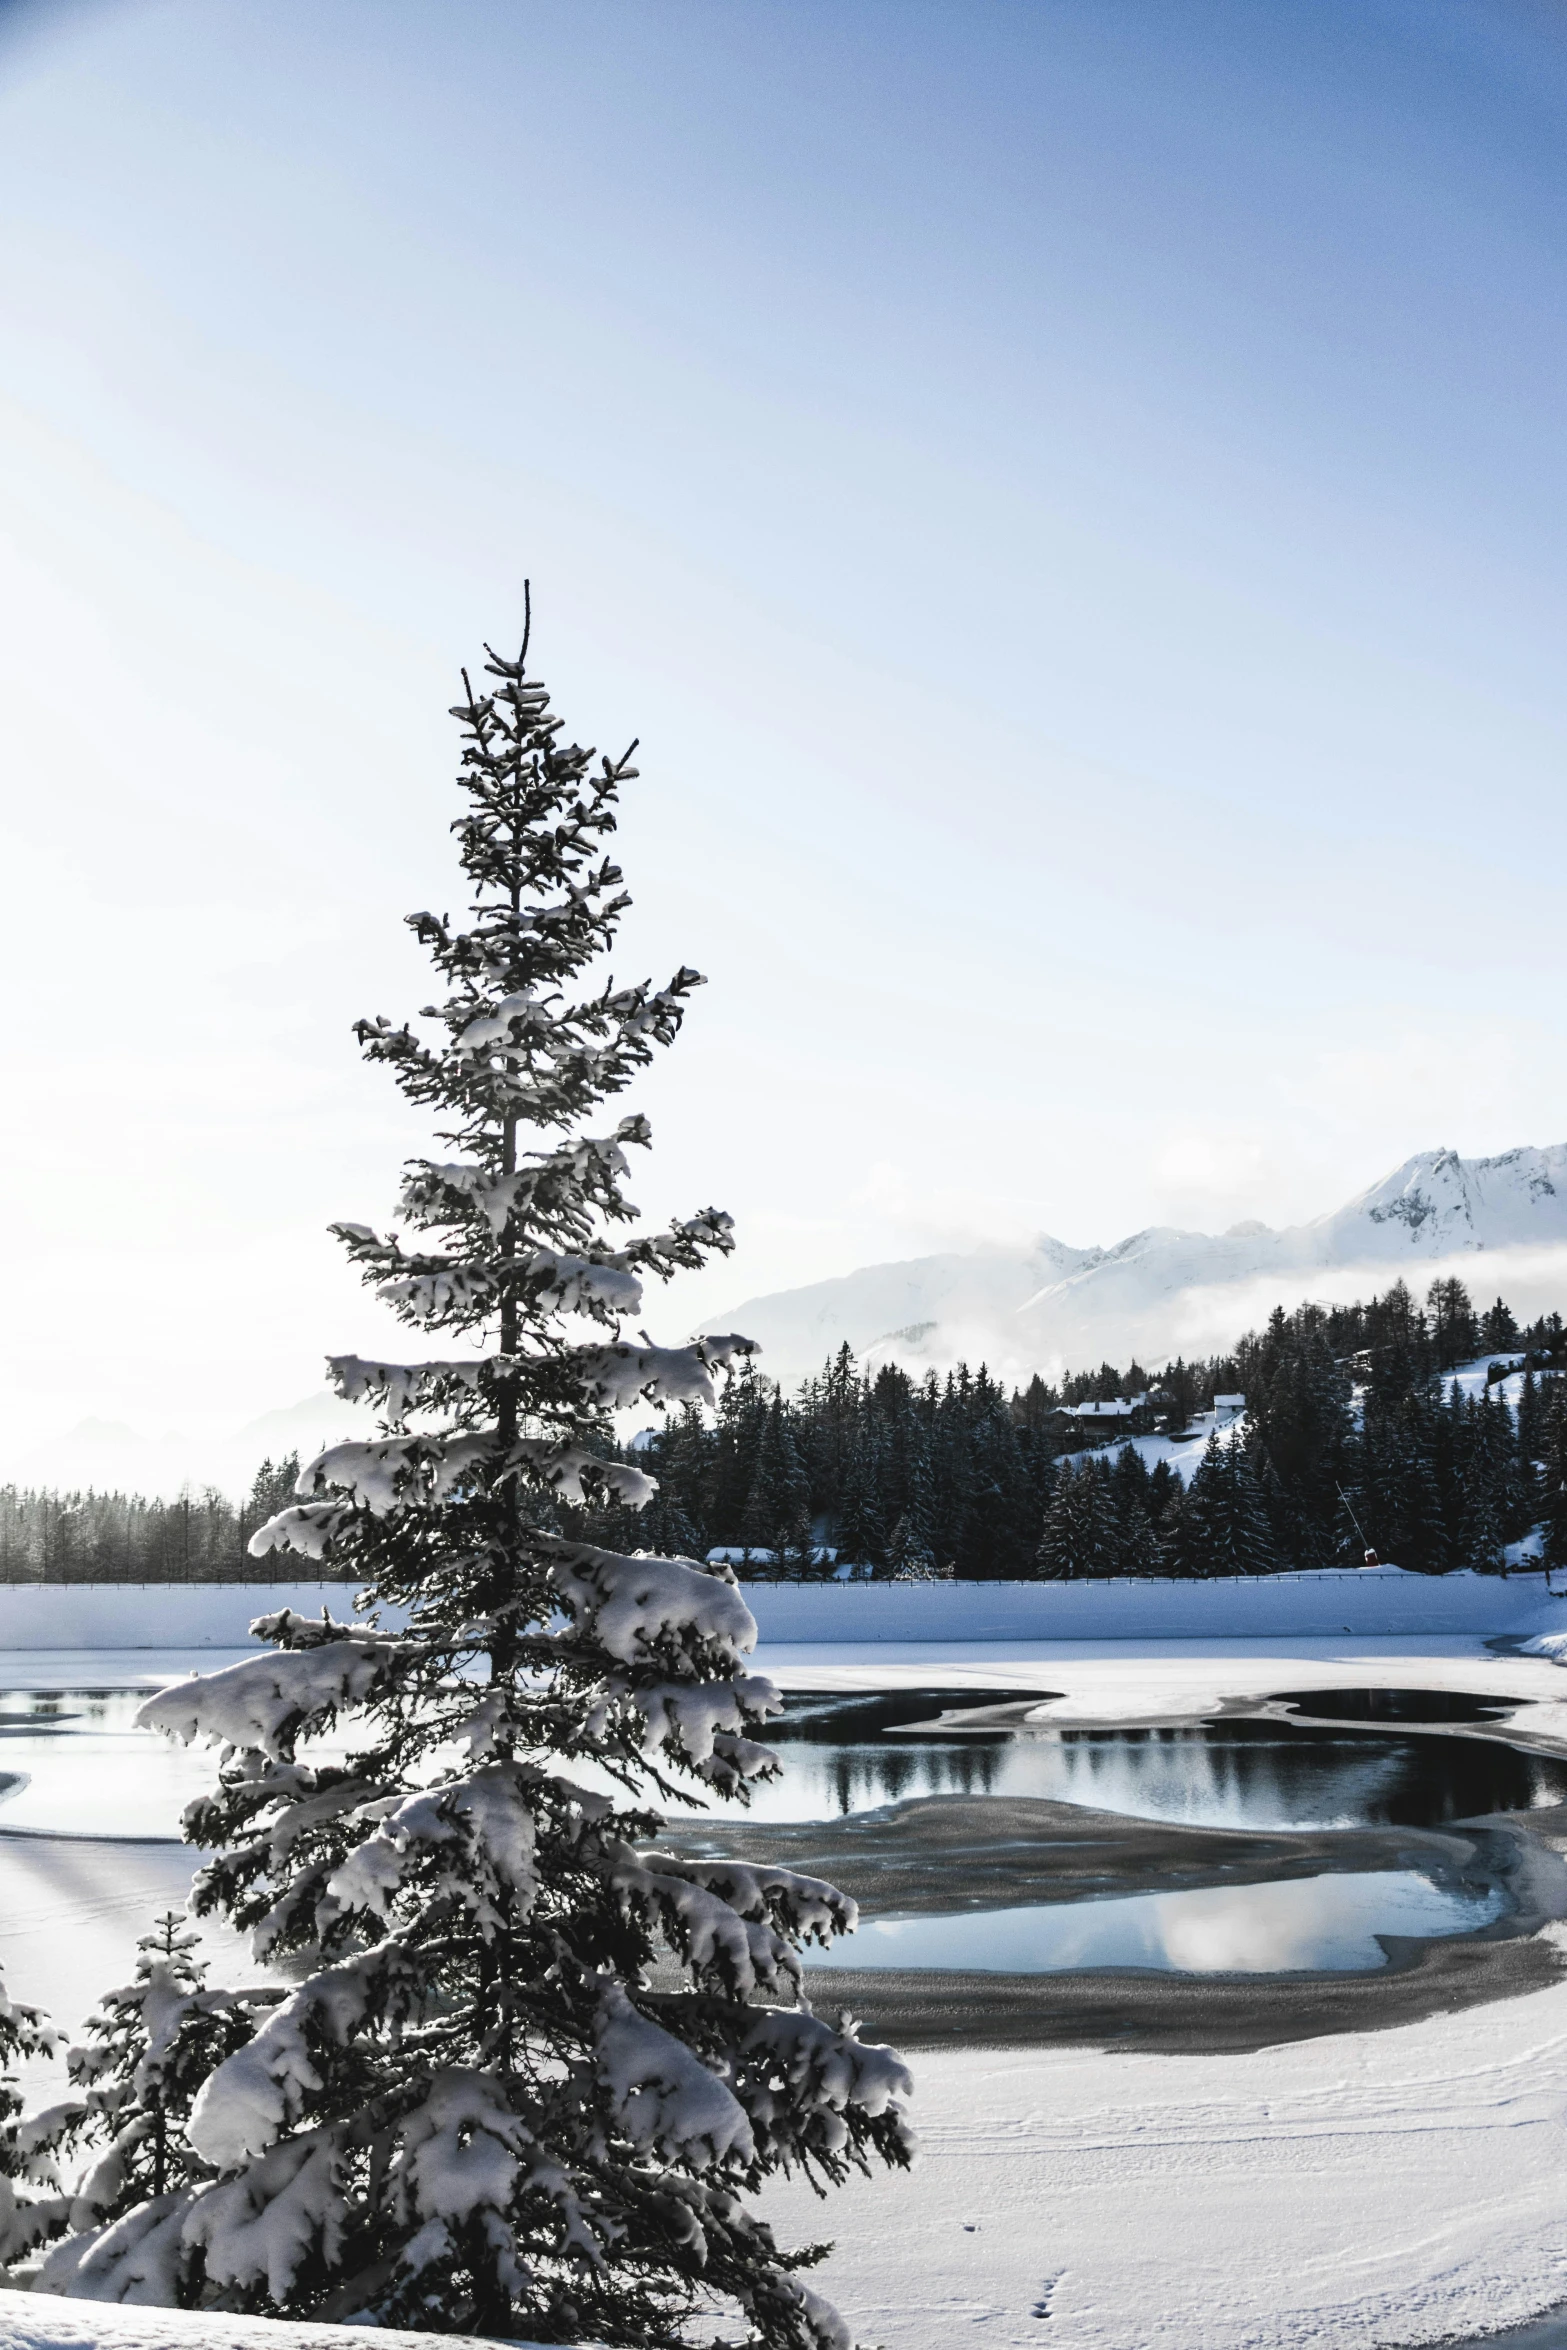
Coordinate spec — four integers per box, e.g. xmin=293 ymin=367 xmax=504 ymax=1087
xmin=17 ymin=1145 xmax=1567 ymax=1495
xmin=14 ymin=1390 xmax=372 ymax=1506
xmin=704 ymin=1145 xmax=1567 ymax=1390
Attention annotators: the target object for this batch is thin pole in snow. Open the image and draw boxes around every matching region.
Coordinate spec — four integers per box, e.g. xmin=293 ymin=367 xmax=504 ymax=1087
xmin=1336 ymin=1482 xmax=1371 ymax=1556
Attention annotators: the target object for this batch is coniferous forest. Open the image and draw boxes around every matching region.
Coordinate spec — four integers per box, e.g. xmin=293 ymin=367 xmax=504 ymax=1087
xmin=572 ymin=1278 xmax=1567 ymax=1581
xmin=0 ymin=1457 xmax=320 ymax=1585
xmin=3 ymin=1279 xmax=1564 ymax=1585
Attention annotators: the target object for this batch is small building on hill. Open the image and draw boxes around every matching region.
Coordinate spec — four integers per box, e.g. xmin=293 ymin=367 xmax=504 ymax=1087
xmin=1049 ymin=1395 xmax=1158 ymax=1442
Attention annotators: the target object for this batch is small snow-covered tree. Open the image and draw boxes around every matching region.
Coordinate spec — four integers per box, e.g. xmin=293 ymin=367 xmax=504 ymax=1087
xmin=32 ymin=1913 xmax=279 ymax=2296
xmin=44 ymin=621 xmax=912 ymax=2343
xmin=0 ymin=1963 xmax=64 ymax=2269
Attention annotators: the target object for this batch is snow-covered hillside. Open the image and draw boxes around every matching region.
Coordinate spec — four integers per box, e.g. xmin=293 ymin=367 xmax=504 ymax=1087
xmin=706 ymin=1144 xmax=1567 ymax=1388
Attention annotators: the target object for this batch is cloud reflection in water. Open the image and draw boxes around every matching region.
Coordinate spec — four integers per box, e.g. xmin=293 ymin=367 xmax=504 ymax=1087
xmin=803 ymin=1870 xmax=1504 ymax=1975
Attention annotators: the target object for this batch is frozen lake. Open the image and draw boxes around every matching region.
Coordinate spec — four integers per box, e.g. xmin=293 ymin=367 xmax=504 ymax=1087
xmin=3 ymin=1670 xmax=1560 ymax=1842
xmin=0 ymin=1651 xmax=1547 ymax=2008
xmin=4 ymin=1637 xmax=1567 ymax=2347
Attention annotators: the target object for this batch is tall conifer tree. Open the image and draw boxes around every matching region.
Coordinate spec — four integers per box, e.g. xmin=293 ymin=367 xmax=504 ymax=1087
xmin=1542 ymin=1390 xmax=1567 ymax=1571
xmin=40 ymin=623 xmax=911 ymax=2342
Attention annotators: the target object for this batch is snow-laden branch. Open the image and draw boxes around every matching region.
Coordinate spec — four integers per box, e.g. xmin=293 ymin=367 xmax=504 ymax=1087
xmin=594 ymin=1986 xmax=753 ymax=2168
xmin=510 ymin=1436 xmax=656 ymax=1508
xmin=545 ymin=1540 xmax=757 ymax=1670
xmin=606 ymin=1853 xmax=804 ymax=2000
xmin=741 ymin=2006 xmax=915 ymax=2128
xmin=622 ymin=1674 xmax=780 ymax=1770
xmin=318 ymin=1765 xmax=539 ymax=1937
xmin=572 ymin=1330 xmax=759 ymax=1412
xmin=664 ymin=1856 xmax=857 ymax=1945
xmin=524 ymin=1246 xmax=643 ymax=1318
xmin=187 ymin=1947 xmax=418 ymax=2168
xmin=139 ymin=1635 xmax=408 ymax=1760
xmin=327 ymin=1353 xmax=487 ymax=1420
xmin=385 ymin=2073 xmax=531 ymax=2267
xmin=184 ymin=2129 xmax=345 ymax=2305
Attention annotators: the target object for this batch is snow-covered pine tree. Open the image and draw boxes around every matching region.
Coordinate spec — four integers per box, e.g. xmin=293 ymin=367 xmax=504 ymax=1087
xmin=884 ymin=1433 xmax=939 ymax=1582
xmin=47 ymin=625 xmax=912 ymax=2342
xmin=1171 ymin=1438 xmax=1278 ymax=1578
xmin=1034 ymin=1459 xmax=1121 ymax=1581
xmin=32 ymin=1913 xmax=281 ymax=2291
xmin=0 ymin=1963 xmax=66 ymax=2270
xmin=1542 ymin=1387 xmax=1567 ymax=1571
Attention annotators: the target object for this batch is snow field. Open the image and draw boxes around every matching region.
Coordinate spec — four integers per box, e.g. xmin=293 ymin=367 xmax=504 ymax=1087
xmin=754 ymin=1961 xmax=1567 ymax=2349
xmin=0 ymin=2289 xmax=558 ymax=2348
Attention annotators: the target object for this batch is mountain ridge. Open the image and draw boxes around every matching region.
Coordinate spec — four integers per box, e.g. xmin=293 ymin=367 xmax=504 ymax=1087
xmin=704 ymin=1144 xmax=1567 ymax=1388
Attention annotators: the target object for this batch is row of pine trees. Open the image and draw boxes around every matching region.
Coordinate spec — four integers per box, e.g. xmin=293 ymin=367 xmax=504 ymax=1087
xmin=0 ymin=1458 xmax=314 ymax=1584
xmin=586 ymin=1279 xmax=1567 ymax=1580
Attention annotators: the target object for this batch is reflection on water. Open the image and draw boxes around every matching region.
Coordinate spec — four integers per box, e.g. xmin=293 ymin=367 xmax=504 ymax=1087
xmin=1272 ymin=1686 xmax=1524 ymax=1724
xmin=1030 ymin=1721 xmax=1567 ymax=1832
xmin=692 ymin=1689 xmax=1040 ymax=1824
xmin=7 ymin=1681 xmax=1566 ymax=1844
xmin=673 ymin=1692 xmax=1567 ymax=1829
xmin=801 ymin=1869 xmax=1505 ymax=1975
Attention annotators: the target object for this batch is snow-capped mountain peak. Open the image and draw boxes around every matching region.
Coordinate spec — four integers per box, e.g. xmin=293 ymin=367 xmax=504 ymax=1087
xmin=1315 ymin=1145 xmax=1565 ymax=1257
xmin=706 ymin=1144 xmax=1567 ymax=1389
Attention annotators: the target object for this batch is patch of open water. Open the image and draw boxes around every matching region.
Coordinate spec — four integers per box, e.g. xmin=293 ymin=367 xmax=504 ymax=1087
xmin=703 ymin=1689 xmax=1567 ymax=1831
xmin=800 ymin=1869 xmax=1505 ymax=1975
xmin=1271 ymin=1685 xmax=1525 ymax=1724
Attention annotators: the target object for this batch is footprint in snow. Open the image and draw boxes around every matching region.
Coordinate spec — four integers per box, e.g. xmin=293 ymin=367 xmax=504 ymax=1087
xmin=1031 ymin=2271 xmax=1066 ymax=2320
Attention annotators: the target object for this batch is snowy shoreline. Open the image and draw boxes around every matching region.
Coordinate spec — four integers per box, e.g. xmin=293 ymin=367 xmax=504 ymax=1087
xmin=0 ymin=1567 xmax=1558 ymax=1652
xmin=751 ymin=1969 xmax=1567 ymax=2350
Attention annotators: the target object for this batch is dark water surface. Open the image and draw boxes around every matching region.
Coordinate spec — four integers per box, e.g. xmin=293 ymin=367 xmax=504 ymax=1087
xmin=691 ymin=1688 xmax=1041 ymax=1822
xmin=690 ymin=1689 xmax=1567 ymax=1829
xmin=1271 ymin=1686 xmax=1526 ymax=1724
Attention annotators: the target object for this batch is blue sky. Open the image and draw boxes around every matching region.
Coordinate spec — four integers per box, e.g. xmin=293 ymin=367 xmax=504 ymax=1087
xmin=1 ymin=0 xmax=1565 ymax=1439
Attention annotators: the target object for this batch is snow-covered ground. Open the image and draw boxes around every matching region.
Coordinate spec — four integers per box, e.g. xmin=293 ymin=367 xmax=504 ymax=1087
xmin=754 ymin=1967 xmax=1567 ymax=2349
xmin=0 ymin=2295 xmax=557 ymax=2349
xmin=8 ymin=1634 xmax=1567 ymax=2346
